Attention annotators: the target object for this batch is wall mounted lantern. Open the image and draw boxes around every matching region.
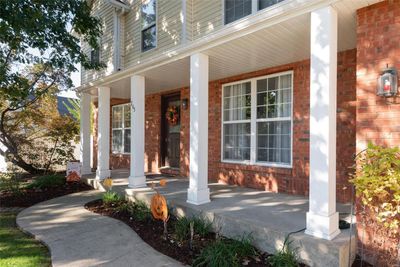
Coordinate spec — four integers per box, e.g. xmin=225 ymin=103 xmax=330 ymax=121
xmin=377 ymin=67 xmax=398 ymax=97
xmin=181 ymin=98 xmax=189 ymax=110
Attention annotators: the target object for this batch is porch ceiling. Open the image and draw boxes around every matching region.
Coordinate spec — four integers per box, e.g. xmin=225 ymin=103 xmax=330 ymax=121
xmin=90 ymin=0 xmax=379 ymax=99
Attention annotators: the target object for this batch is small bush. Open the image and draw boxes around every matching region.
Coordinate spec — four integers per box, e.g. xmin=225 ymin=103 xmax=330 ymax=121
xmin=174 ymin=215 xmax=212 ymax=241
xmin=268 ymin=236 xmax=299 ymax=267
xmin=193 ymin=235 xmax=256 ymax=267
xmin=26 ymin=174 xmax=65 ymax=189
xmin=0 ymin=172 xmax=24 ymax=195
xmin=132 ymin=200 xmax=151 ymax=222
xmin=102 ymin=191 xmax=122 ymax=205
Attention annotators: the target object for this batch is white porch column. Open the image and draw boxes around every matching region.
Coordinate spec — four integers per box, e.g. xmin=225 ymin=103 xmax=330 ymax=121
xmin=80 ymin=93 xmax=92 ymax=175
xmin=306 ymin=6 xmax=340 ymax=240
xmin=187 ymin=53 xmax=210 ymax=205
xmin=128 ymin=75 xmax=146 ymax=188
xmin=96 ymin=87 xmax=111 ymax=180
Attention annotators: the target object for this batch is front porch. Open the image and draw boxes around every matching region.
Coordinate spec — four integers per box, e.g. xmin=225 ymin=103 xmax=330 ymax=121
xmin=83 ymin=169 xmax=355 ymax=267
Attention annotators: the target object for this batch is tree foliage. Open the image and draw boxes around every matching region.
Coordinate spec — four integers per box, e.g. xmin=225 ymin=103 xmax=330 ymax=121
xmin=0 ymin=0 xmax=102 ymax=173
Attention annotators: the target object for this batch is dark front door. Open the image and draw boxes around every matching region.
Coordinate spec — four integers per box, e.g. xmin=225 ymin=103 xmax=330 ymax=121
xmin=161 ymin=94 xmax=181 ymax=168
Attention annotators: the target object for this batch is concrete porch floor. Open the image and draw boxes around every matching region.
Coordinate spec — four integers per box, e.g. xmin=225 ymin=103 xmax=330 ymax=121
xmin=83 ymin=169 xmax=356 ymax=267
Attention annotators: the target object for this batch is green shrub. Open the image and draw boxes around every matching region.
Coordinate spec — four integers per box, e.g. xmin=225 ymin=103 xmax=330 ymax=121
xmin=193 ymin=235 xmax=256 ymax=267
xmin=102 ymin=191 xmax=122 ymax=205
xmin=131 ymin=200 xmax=151 ymax=222
xmin=174 ymin=215 xmax=212 ymax=241
xmin=25 ymin=174 xmax=65 ymax=189
xmin=268 ymin=236 xmax=298 ymax=267
xmin=350 ymin=142 xmax=400 ymax=230
xmin=0 ymin=172 xmax=24 ymax=195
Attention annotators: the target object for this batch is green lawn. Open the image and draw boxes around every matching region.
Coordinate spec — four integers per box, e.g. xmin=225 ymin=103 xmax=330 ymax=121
xmin=0 ymin=212 xmax=51 ymax=267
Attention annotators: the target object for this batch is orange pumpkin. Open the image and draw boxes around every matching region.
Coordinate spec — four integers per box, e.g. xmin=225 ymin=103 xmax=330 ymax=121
xmin=159 ymin=179 xmax=167 ymax=187
xmin=151 ymin=192 xmax=168 ymax=221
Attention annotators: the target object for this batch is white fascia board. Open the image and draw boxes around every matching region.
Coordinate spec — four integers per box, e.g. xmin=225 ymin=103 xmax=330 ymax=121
xmin=76 ymin=0 xmax=340 ymax=93
xmin=106 ymin=0 xmax=130 ymax=13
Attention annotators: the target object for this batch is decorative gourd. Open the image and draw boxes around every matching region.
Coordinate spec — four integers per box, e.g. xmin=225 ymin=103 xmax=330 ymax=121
xmin=103 ymin=177 xmax=113 ymax=189
xmin=150 ymin=182 xmax=170 ymax=237
xmin=151 ymin=192 xmax=168 ymax=221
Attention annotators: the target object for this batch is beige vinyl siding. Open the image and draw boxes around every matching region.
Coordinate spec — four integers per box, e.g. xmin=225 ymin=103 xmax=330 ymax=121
xmin=124 ymin=0 xmax=183 ymax=69
xmin=81 ymin=0 xmax=115 ymax=85
xmin=192 ymin=0 xmax=223 ymax=40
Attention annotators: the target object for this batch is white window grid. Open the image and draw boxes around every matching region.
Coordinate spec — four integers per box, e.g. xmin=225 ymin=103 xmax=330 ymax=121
xmin=141 ymin=0 xmax=157 ymax=52
xmin=221 ymin=71 xmax=293 ymax=168
xmin=112 ymin=103 xmax=131 ymax=154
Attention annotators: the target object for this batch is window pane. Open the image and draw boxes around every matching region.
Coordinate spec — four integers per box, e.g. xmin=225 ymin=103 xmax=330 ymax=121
xmin=112 ymin=106 xmax=123 ymax=128
xmin=142 ymin=25 xmax=156 ymax=51
xmin=124 ymin=104 xmax=131 ymax=128
xmin=223 ymin=123 xmax=250 ymax=161
xmin=90 ymin=48 xmax=100 ymax=65
xmin=257 ymin=121 xmax=291 ymax=164
xmin=256 ymin=74 xmax=292 ymax=119
xmin=124 ymin=129 xmax=131 ymax=153
xmin=225 ymin=0 xmax=252 ymax=24
xmin=223 ymin=82 xmax=251 ymax=121
xmin=258 ymin=0 xmax=284 ymax=10
xmin=141 ymin=0 xmax=156 ymax=29
xmin=112 ymin=129 xmax=123 ymax=153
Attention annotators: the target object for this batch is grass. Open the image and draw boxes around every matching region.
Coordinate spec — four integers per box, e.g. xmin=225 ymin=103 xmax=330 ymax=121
xmin=268 ymin=236 xmax=299 ymax=267
xmin=193 ymin=235 xmax=256 ymax=267
xmin=174 ymin=215 xmax=212 ymax=241
xmin=0 ymin=212 xmax=51 ymax=267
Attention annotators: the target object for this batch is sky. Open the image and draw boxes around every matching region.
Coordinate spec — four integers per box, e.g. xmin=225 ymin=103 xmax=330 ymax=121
xmin=58 ymin=67 xmax=80 ymax=99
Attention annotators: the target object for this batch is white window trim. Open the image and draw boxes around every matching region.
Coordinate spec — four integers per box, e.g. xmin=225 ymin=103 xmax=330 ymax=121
xmin=140 ymin=0 xmax=157 ymax=53
xmin=112 ymin=103 xmax=131 ymax=155
xmin=222 ymin=0 xmax=288 ymax=25
xmin=220 ymin=70 xmax=293 ymax=168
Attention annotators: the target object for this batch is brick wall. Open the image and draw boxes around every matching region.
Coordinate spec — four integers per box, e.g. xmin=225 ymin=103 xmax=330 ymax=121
xmin=93 ymin=50 xmax=357 ymax=203
xmin=356 ymin=1 xmax=400 ymax=265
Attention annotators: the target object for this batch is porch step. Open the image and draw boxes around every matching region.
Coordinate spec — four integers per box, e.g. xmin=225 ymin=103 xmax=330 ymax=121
xmin=125 ymin=186 xmax=356 ymax=267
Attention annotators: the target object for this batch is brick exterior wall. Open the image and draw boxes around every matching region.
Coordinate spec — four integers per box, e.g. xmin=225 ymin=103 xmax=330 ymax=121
xmin=93 ymin=49 xmax=357 ymax=203
xmin=356 ymin=1 xmax=400 ymax=265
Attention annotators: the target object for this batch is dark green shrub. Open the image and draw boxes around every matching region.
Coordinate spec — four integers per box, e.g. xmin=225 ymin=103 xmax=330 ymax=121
xmin=26 ymin=174 xmax=65 ymax=189
xmin=268 ymin=236 xmax=299 ymax=267
xmin=193 ymin=235 xmax=256 ymax=267
xmin=174 ymin=215 xmax=212 ymax=241
xmin=102 ymin=191 xmax=122 ymax=205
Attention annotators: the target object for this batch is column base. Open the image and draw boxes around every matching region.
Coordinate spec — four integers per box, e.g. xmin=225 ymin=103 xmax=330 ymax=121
xmin=305 ymin=211 xmax=340 ymax=240
xmin=187 ymin=187 xmax=210 ymax=205
xmin=81 ymin=165 xmax=92 ymax=176
xmin=96 ymin=169 xmax=111 ymax=180
xmin=128 ymin=175 xmax=147 ymax=188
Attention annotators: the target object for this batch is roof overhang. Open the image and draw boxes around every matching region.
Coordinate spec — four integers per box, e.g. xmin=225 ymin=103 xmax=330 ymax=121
xmin=76 ymin=0 xmax=382 ymax=97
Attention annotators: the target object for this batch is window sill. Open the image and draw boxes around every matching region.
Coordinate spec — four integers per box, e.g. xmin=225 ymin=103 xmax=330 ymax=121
xmin=221 ymin=160 xmax=292 ymax=169
xmin=111 ymin=152 xmax=131 ymax=156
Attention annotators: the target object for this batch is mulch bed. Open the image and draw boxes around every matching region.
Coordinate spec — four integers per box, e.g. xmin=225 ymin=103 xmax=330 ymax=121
xmin=85 ymin=199 xmax=305 ymax=267
xmin=0 ymin=181 xmax=92 ymax=207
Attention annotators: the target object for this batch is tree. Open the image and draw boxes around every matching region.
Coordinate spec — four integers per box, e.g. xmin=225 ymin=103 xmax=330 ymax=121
xmin=0 ymin=0 xmax=103 ymax=173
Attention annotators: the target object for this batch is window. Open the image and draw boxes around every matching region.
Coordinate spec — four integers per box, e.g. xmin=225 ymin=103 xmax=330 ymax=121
xmin=141 ymin=0 xmax=156 ymax=52
xmin=222 ymin=71 xmax=292 ymax=167
xmin=258 ymin=0 xmax=285 ymax=10
xmin=224 ymin=0 xmax=286 ymax=24
xmin=112 ymin=104 xmax=131 ymax=154
xmin=222 ymin=82 xmax=251 ymax=161
xmin=225 ymin=0 xmax=252 ymax=24
xmin=90 ymin=47 xmax=100 ymax=65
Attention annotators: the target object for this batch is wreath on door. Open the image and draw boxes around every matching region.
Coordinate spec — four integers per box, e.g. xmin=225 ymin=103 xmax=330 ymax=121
xmin=165 ymin=105 xmax=179 ymax=125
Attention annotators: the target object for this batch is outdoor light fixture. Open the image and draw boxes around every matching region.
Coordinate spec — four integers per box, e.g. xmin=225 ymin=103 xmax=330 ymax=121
xmin=377 ymin=67 xmax=398 ymax=97
xmin=181 ymin=98 xmax=189 ymax=110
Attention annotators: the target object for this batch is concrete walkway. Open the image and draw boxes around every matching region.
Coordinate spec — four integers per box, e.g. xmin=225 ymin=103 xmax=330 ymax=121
xmin=17 ymin=190 xmax=183 ymax=267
